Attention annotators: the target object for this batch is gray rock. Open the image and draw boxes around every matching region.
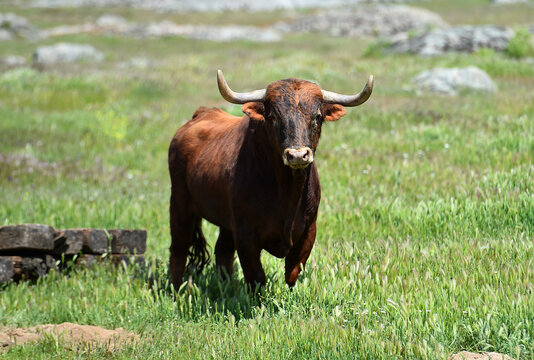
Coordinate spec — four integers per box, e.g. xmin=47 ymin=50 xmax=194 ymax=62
xmin=0 ymin=13 xmax=39 ymax=40
xmin=0 ymin=257 xmax=14 ymax=283
xmin=0 ymin=55 xmax=26 ymax=68
xmin=29 ymin=0 xmax=412 ymax=12
xmin=0 ymin=224 xmax=56 ymax=252
xmin=109 ymin=229 xmax=146 ymax=254
xmin=185 ymin=25 xmax=281 ymax=42
xmin=33 ymin=43 xmax=104 ymax=66
xmin=42 ymin=18 xmax=281 ymax=42
xmin=492 ymin=0 xmax=529 ymax=4
xmin=279 ymin=5 xmax=447 ymax=37
xmin=412 ymin=67 xmax=497 ymax=96
xmin=54 ymin=228 xmax=109 ymax=254
xmin=95 ymin=14 xmax=129 ymax=29
xmin=0 ymin=29 xmax=13 ymax=41
xmin=390 ymin=25 xmax=514 ymax=56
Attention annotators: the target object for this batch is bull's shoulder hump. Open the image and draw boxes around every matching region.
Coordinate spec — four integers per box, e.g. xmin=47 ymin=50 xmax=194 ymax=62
xmin=192 ymin=106 xmax=241 ymax=122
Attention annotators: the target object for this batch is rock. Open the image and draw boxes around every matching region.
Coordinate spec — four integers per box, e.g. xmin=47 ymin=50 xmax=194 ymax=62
xmin=109 ymin=229 xmax=146 ymax=254
xmin=0 ymin=224 xmax=55 ymax=252
xmin=0 ymin=255 xmax=55 ymax=281
xmin=29 ymin=0 xmax=415 ymax=13
xmin=0 ymin=257 xmax=14 ymax=283
xmin=53 ymin=229 xmax=105 ymax=255
xmin=0 ymin=13 xmax=39 ymax=40
xmin=0 ymin=29 xmax=13 ymax=41
xmin=450 ymin=351 xmax=514 ymax=360
xmin=40 ymin=23 xmax=98 ymax=38
xmin=279 ymin=5 xmax=448 ymax=38
xmin=41 ymin=18 xmax=281 ymax=42
xmin=184 ymin=25 xmax=281 ymax=42
xmin=54 ymin=229 xmax=109 ymax=254
xmin=492 ymin=0 xmax=528 ymax=4
xmin=389 ymin=25 xmax=514 ymax=56
xmin=412 ymin=67 xmax=497 ymax=96
xmin=0 ymin=55 xmax=26 ymax=69
xmin=33 ymin=43 xmax=104 ymax=66
xmin=95 ymin=14 xmax=129 ymax=29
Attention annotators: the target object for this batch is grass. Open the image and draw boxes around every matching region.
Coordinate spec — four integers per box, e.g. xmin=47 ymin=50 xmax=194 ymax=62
xmin=0 ymin=2 xmax=534 ymax=359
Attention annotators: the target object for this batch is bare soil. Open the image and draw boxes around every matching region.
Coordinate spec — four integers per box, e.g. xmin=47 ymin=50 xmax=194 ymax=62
xmin=0 ymin=322 xmax=138 ymax=350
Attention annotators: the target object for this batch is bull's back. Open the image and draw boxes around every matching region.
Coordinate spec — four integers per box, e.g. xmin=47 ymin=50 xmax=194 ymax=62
xmin=169 ymin=107 xmax=246 ymax=228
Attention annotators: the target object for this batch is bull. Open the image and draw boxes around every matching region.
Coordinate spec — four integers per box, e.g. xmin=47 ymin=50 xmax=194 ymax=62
xmin=169 ymin=70 xmax=374 ymax=289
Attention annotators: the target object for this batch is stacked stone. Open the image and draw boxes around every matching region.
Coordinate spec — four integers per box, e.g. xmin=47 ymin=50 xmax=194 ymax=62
xmin=0 ymin=224 xmax=146 ymax=283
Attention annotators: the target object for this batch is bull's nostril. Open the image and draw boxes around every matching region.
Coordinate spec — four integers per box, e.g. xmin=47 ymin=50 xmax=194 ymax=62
xmin=302 ymin=152 xmax=309 ymax=161
xmin=286 ymin=153 xmax=294 ymax=161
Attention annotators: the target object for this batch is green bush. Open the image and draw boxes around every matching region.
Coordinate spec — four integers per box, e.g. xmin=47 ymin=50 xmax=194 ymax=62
xmin=506 ymin=27 xmax=534 ymax=59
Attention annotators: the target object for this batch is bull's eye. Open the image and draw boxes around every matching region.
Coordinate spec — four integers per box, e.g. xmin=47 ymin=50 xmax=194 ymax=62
xmin=312 ymin=112 xmax=322 ymax=128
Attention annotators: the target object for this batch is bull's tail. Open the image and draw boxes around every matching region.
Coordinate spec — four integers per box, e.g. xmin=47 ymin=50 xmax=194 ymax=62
xmin=186 ymin=219 xmax=210 ymax=273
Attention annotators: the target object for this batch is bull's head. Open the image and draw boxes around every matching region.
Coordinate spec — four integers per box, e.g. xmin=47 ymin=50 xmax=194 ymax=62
xmin=217 ymin=70 xmax=374 ymax=170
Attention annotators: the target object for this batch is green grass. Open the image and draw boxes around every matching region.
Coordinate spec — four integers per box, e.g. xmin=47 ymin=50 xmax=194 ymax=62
xmin=1 ymin=3 xmax=534 ymax=359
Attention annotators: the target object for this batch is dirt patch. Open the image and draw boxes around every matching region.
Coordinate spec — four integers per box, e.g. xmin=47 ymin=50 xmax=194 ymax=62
xmin=450 ymin=351 xmax=514 ymax=360
xmin=0 ymin=322 xmax=138 ymax=350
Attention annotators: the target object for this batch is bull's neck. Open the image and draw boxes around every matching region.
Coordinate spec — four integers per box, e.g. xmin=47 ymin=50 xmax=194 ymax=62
xmin=248 ymin=117 xmax=310 ymax=189
xmin=247 ymin=117 xmax=309 ymax=246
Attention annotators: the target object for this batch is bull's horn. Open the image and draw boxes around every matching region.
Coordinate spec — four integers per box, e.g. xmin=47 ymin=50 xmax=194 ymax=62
xmin=217 ymin=70 xmax=266 ymax=104
xmin=321 ymin=75 xmax=374 ymax=107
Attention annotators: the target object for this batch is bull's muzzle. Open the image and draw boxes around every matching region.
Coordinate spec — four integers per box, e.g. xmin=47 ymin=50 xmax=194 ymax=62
xmin=283 ymin=147 xmax=314 ymax=169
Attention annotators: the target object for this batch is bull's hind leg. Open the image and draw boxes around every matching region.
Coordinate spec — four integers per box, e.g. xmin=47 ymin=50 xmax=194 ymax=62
xmin=169 ymin=192 xmax=195 ymax=291
xmin=215 ymin=228 xmax=235 ymax=278
xmin=285 ymin=221 xmax=317 ymax=287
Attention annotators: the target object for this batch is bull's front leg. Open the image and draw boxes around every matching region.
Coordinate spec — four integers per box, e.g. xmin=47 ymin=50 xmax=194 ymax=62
xmin=234 ymin=228 xmax=266 ymax=289
xmin=284 ymin=221 xmax=317 ymax=287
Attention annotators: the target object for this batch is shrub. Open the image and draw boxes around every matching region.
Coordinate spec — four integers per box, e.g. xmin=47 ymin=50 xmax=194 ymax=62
xmin=506 ymin=27 xmax=534 ymax=59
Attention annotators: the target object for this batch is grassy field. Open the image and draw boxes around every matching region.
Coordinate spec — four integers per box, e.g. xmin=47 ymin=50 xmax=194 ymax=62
xmin=1 ymin=0 xmax=533 ymax=358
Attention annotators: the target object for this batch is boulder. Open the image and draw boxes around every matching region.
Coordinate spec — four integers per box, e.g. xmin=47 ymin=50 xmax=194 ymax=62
xmin=0 ymin=29 xmax=13 ymax=41
xmin=33 ymin=43 xmax=104 ymax=66
xmin=389 ymin=25 xmax=514 ymax=56
xmin=278 ymin=5 xmax=448 ymax=38
xmin=0 ymin=13 xmax=39 ymax=40
xmin=0 ymin=55 xmax=27 ymax=69
xmin=0 ymin=224 xmax=55 ymax=252
xmin=412 ymin=67 xmax=497 ymax=96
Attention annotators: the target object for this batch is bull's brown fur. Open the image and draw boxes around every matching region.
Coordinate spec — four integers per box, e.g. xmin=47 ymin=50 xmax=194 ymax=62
xmin=169 ymin=78 xmax=349 ymax=289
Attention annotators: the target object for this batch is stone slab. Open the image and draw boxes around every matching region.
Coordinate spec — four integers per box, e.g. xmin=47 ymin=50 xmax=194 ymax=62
xmin=0 ymin=255 xmax=55 ymax=281
xmin=109 ymin=229 xmax=146 ymax=254
xmin=54 ymin=229 xmax=109 ymax=255
xmin=0 ymin=256 xmax=14 ymax=283
xmin=0 ymin=224 xmax=55 ymax=252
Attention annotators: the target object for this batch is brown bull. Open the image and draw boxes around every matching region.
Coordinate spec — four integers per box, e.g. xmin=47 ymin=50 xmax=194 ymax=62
xmin=169 ymin=70 xmax=374 ymax=289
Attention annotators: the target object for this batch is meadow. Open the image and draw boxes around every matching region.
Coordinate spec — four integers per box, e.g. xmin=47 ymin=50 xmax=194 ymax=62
xmin=0 ymin=0 xmax=533 ymax=358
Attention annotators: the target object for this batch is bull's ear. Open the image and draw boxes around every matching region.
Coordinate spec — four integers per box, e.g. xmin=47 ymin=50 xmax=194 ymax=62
xmin=242 ymin=102 xmax=265 ymax=121
xmin=322 ymin=104 xmax=346 ymax=122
